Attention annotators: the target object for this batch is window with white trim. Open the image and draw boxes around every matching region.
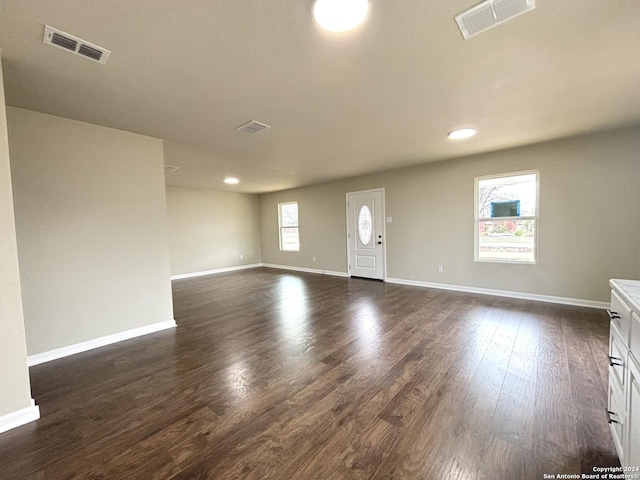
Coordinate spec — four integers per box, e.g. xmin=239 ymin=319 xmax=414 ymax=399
xmin=278 ymin=202 xmax=300 ymax=252
xmin=475 ymin=171 xmax=539 ymax=264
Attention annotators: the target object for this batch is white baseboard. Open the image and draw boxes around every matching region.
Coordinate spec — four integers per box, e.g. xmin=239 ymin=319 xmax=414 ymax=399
xmin=385 ymin=278 xmax=609 ymax=309
xmin=0 ymin=399 xmax=40 ymax=434
xmin=172 ymin=263 xmax=349 ymax=280
xmin=28 ymin=319 xmax=177 ymax=367
xmin=171 ymin=263 xmax=261 ymax=280
xmin=261 ymin=263 xmax=349 ymax=278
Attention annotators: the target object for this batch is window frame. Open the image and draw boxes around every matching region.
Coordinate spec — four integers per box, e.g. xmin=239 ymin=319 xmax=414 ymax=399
xmin=474 ymin=170 xmax=540 ymax=265
xmin=278 ymin=201 xmax=300 ymax=252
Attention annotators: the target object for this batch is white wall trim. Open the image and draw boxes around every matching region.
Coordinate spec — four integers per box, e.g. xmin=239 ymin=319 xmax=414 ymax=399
xmin=0 ymin=399 xmax=40 ymax=434
xmin=27 ymin=320 xmax=177 ymax=366
xmin=262 ymin=263 xmax=349 ymax=278
xmin=386 ymin=277 xmax=609 ymax=310
xmin=171 ymin=263 xmax=262 ymax=280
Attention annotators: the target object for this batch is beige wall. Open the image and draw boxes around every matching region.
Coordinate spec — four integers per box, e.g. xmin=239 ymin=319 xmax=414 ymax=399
xmin=7 ymin=107 xmax=174 ymax=356
xmin=0 ymin=58 xmax=33 ymax=417
xmin=260 ymin=126 xmax=640 ymax=303
xmin=166 ymin=186 xmax=261 ymax=275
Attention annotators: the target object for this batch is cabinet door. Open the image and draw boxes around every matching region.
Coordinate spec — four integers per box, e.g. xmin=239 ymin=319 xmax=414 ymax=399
xmin=627 ymin=355 xmax=640 ymax=469
xmin=610 ymin=324 xmax=628 ymax=390
xmin=631 ymin=312 xmax=640 ymax=355
xmin=609 ymin=380 xmax=626 ymax=464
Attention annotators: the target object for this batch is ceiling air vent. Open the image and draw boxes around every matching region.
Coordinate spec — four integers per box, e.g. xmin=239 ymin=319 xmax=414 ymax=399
xmin=235 ymin=120 xmax=271 ymax=135
xmin=455 ymin=0 xmax=535 ymax=39
xmin=43 ymin=25 xmax=111 ymax=64
xmin=50 ymin=32 xmax=77 ymax=51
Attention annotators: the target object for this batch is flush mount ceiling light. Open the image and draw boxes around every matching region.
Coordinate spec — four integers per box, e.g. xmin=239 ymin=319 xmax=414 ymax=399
xmin=313 ymin=0 xmax=369 ymax=32
xmin=224 ymin=177 xmax=240 ymax=185
xmin=448 ymin=128 xmax=477 ymax=140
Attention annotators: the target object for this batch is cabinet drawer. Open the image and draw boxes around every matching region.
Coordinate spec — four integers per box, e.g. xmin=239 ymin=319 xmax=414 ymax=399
xmin=610 ymin=290 xmax=632 ymax=347
xmin=609 ymin=324 xmax=628 ymax=390
xmin=608 ymin=381 xmax=626 ymax=465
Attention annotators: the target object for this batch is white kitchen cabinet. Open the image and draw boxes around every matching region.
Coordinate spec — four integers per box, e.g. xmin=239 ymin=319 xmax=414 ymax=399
xmin=609 ymin=279 xmax=640 ymax=468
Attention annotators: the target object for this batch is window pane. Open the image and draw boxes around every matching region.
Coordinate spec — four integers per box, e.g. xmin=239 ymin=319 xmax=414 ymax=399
xmin=280 ymin=203 xmax=298 ymax=227
xmin=478 ymin=173 xmax=536 ymax=218
xmin=357 ymin=205 xmax=372 ymax=245
xmin=478 ymin=219 xmax=535 ymax=262
xmin=281 ymin=227 xmax=299 ymax=251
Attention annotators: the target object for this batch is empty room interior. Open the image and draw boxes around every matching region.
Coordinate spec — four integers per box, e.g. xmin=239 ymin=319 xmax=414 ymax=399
xmin=1 ymin=0 xmax=640 ymax=478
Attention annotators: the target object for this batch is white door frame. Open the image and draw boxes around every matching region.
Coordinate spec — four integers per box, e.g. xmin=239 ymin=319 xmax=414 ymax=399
xmin=345 ymin=187 xmax=387 ymax=280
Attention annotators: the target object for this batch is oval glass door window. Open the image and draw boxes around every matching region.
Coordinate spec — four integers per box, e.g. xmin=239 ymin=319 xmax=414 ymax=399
xmin=358 ymin=205 xmax=372 ymax=245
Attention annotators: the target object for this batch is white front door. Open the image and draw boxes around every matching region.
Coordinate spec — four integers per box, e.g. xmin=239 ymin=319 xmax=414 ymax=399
xmin=347 ymin=189 xmax=385 ymax=280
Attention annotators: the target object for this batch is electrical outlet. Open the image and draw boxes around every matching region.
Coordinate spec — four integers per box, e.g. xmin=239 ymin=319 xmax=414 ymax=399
xmin=437 ymin=265 xmax=444 ymax=273
xmin=240 ymin=254 xmax=244 ymax=260
xmin=312 ymin=256 xmax=316 ymax=262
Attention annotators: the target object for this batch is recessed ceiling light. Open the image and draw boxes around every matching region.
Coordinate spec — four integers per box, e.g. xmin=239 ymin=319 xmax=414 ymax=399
xmin=448 ymin=128 xmax=477 ymax=140
xmin=313 ymin=0 xmax=369 ymax=33
xmin=224 ymin=177 xmax=240 ymax=185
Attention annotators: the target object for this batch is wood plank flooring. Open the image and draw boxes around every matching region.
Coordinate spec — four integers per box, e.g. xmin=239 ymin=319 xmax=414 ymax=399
xmin=0 ymin=268 xmax=620 ymax=479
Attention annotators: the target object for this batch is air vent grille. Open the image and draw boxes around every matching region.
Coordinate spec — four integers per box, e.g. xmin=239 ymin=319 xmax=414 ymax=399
xmin=460 ymin=4 xmax=495 ymax=37
xmin=51 ymin=33 xmax=77 ymax=51
xmin=43 ymin=25 xmax=111 ymax=64
xmin=78 ymin=44 xmax=103 ymax=62
xmin=494 ymin=0 xmax=529 ymax=21
xmin=455 ymin=0 xmax=535 ymax=39
xmin=235 ymin=120 xmax=271 ymax=135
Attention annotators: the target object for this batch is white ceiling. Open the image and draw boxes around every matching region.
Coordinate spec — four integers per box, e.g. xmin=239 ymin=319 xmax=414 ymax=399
xmin=0 ymin=0 xmax=639 ymax=193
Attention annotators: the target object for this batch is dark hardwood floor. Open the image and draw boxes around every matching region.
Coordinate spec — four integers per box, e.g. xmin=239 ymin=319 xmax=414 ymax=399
xmin=0 ymin=268 xmax=619 ymax=479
